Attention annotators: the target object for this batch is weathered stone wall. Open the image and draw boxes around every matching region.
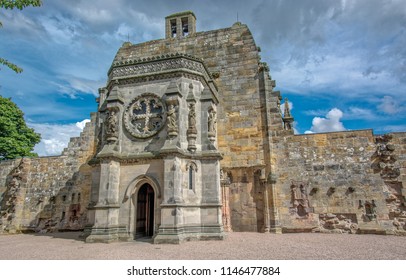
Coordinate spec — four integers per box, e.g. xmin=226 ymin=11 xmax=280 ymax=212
xmin=1 ymin=14 xmax=405 ymax=237
xmin=0 ymin=113 xmax=96 ymax=233
xmin=272 ymin=130 xmax=406 ymax=234
xmin=109 ymin=23 xmax=271 ymax=233
xmin=112 ymin=22 xmax=265 ymax=168
xmin=0 ymin=159 xmax=20 ymax=205
xmin=227 ymin=168 xmax=264 ymax=232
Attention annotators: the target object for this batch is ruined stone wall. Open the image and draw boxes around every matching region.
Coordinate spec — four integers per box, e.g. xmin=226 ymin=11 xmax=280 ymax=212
xmin=0 ymin=159 xmax=20 ymax=204
xmin=0 ymin=113 xmax=96 ymax=233
xmin=272 ymin=130 xmax=406 ymax=234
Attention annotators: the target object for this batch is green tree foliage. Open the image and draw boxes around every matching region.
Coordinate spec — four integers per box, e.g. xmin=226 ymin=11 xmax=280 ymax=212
xmin=0 ymin=0 xmax=42 ymax=73
xmin=0 ymin=95 xmax=41 ymax=160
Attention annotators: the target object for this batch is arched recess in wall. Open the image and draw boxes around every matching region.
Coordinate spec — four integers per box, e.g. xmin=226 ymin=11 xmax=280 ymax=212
xmin=123 ymin=175 xmax=161 ymax=202
xmin=123 ymin=175 xmax=161 ymax=238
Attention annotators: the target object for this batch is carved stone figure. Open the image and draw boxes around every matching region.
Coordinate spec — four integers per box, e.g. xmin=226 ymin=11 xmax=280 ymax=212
xmin=188 ymin=103 xmax=196 ymax=132
xmin=106 ymin=109 xmax=118 ymax=143
xmin=208 ymin=109 xmax=217 ymax=134
xmin=166 ymin=104 xmax=178 ymax=138
xmin=290 ymin=182 xmax=311 ymax=217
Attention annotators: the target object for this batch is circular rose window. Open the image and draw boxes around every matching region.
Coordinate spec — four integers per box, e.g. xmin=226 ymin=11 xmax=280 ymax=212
xmin=123 ymin=93 xmax=166 ymax=138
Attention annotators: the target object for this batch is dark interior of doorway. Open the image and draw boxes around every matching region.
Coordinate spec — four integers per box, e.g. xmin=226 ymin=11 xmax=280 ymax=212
xmin=136 ymin=183 xmax=155 ymax=239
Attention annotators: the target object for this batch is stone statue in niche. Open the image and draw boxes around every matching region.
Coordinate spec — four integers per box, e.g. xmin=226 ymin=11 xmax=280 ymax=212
xmin=289 ymin=181 xmax=311 ymax=218
xmin=166 ymin=104 xmax=178 ymax=138
xmin=208 ymin=108 xmax=217 ymax=134
xmin=105 ymin=109 xmax=118 ymax=143
xmin=208 ymin=107 xmax=217 ymax=143
xmin=188 ymin=103 xmax=197 ymax=132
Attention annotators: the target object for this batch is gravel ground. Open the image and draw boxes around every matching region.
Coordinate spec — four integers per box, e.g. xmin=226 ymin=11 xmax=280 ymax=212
xmin=0 ymin=231 xmax=405 ymax=260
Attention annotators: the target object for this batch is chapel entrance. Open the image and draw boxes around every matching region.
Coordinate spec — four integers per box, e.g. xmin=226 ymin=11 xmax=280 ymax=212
xmin=135 ymin=183 xmax=155 ymax=238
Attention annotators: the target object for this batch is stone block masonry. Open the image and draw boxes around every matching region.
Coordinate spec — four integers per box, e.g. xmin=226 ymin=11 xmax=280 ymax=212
xmin=0 ymin=113 xmax=96 ymax=233
xmin=0 ymin=11 xmax=405 ymax=240
xmin=273 ymin=130 xmax=406 ymax=235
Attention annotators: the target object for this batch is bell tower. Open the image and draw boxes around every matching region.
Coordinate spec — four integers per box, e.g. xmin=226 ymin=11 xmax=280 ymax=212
xmin=165 ymin=11 xmax=196 ymax=38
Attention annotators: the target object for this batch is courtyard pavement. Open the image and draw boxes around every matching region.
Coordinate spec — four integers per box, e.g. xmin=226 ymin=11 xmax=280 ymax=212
xmin=0 ymin=231 xmax=405 ymax=260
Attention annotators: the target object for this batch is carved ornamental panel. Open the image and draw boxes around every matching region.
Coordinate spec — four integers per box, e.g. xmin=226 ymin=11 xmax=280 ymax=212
xmin=123 ymin=93 xmax=166 ymax=139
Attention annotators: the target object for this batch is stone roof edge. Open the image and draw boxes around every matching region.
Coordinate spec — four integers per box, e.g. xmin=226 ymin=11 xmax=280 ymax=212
xmin=110 ymin=24 xmax=243 ymax=64
xmin=165 ymin=11 xmax=196 ymax=19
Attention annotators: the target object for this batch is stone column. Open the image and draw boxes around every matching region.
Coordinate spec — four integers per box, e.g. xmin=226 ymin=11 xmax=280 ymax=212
xmin=220 ymin=169 xmax=232 ymax=232
xmin=154 ymin=156 xmax=185 ymax=244
xmin=85 ymin=160 xmax=128 ymax=242
xmin=262 ymin=180 xmax=271 ymax=233
xmin=268 ymin=172 xmax=282 ymax=234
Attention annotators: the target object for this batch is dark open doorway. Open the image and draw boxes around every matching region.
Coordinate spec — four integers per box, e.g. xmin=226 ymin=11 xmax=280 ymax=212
xmin=136 ymin=183 xmax=155 ymax=239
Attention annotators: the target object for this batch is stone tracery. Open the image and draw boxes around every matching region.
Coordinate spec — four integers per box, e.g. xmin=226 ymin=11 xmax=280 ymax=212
xmin=123 ymin=93 xmax=166 ymax=139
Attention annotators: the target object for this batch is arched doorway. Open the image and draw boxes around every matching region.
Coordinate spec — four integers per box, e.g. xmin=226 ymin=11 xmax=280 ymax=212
xmin=135 ymin=183 xmax=155 ymax=238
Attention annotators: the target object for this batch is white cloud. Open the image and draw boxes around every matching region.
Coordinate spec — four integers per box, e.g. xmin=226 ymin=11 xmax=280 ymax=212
xmin=306 ymin=108 xmax=346 ymax=133
xmin=378 ymin=96 xmax=402 ymax=115
xmin=39 ymin=14 xmax=83 ymax=45
xmin=345 ymin=107 xmax=377 ymax=121
xmin=76 ymin=119 xmax=90 ymax=130
xmin=29 ymin=119 xmax=90 ymax=156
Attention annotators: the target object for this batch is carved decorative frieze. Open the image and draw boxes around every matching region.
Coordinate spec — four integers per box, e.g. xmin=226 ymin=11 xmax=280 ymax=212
xmin=110 ymin=54 xmax=208 ymax=81
xmin=123 ymin=93 xmax=166 ymax=139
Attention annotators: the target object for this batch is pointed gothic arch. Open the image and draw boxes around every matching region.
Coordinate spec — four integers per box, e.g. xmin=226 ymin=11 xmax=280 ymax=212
xmin=123 ymin=175 xmax=161 ymax=239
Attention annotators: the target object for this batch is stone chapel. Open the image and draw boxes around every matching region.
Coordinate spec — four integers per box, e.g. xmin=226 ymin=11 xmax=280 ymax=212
xmin=1 ymin=11 xmax=405 ymax=242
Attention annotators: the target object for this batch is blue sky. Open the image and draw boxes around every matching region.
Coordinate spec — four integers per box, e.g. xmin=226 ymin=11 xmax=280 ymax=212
xmin=1 ymin=0 xmax=405 ymax=156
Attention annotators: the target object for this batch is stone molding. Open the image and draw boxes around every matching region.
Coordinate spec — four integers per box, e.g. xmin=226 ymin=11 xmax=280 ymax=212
xmin=109 ymin=53 xmax=214 ymax=84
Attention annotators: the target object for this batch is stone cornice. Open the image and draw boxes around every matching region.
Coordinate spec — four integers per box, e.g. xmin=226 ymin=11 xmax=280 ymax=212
xmin=91 ymin=149 xmax=222 ymax=165
xmin=109 ymin=53 xmax=208 ymax=79
xmin=107 ymin=53 xmax=218 ymax=96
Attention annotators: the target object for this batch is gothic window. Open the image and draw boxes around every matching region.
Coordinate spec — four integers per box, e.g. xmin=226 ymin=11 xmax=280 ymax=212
xmin=77 ymin=193 xmax=81 ymax=203
xmin=71 ymin=193 xmax=75 ymax=202
xmin=187 ymin=162 xmax=198 ymax=190
xmin=62 ymin=195 xmax=66 ymax=202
